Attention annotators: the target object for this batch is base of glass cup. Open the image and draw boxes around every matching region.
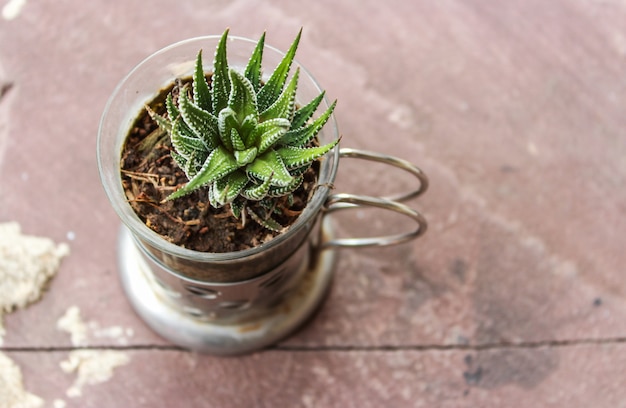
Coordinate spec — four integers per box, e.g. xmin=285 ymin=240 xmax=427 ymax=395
xmin=117 ymin=222 xmax=336 ymax=355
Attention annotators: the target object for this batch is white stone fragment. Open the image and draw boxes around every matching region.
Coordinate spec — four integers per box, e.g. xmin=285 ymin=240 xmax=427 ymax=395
xmin=57 ymin=306 xmax=134 ymax=346
xmin=2 ymin=0 xmax=27 ymax=20
xmin=53 ymin=399 xmax=66 ymax=408
xmin=60 ymin=350 xmax=130 ymax=398
xmin=0 ymin=222 xmax=69 ymax=344
xmin=57 ymin=306 xmax=88 ymax=347
xmin=0 ymin=352 xmax=44 ymax=408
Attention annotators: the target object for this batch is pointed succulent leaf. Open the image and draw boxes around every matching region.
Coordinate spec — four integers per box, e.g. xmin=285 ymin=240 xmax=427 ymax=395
xmin=229 ymin=198 xmax=245 ymax=219
xmin=256 ymin=118 xmax=290 ymax=154
xmin=240 ymin=114 xmax=258 ymax=147
xmin=290 ymin=91 xmax=325 ymax=130
xmin=167 ymin=146 xmax=238 ymax=200
xmin=193 ymin=50 xmax=212 ymax=111
xmin=276 ymin=139 xmax=339 ymax=169
xmin=246 ymin=150 xmax=293 ymax=187
xmin=234 ymin=146 xmax=258 ymax=166
xmin=268 ymin=175 xmax=303 ymax=197
xmin=178 ymin=86 xmax=219 ymax=148
xmin=212 ymin=29 xmax=231 ymax=114
xmin=244 ymin=32 xmax=265 ymax=92
xmin=166 ymin=93 xmax=180 ymax=120
xmin=146 ymin=105 xmax=172 ymax=133
xmin=184 ymin=153 xmax=206 ymax=178
xmin=260 ymin=68 xmax=299 ymax=122
xmin=213 ymin=170 xmax=248 ymax=205
xmin=241 ymin=173 xmax=274 ymax=201
xmin=257 ymin=28 xmax=302 ymax=112
xmin=176 ymin=154 xmax=201 ymax=180
xmin=170 ymin=150 xmax=188 ymax=175
xmin=230 ymin=128 xmax=246 ymax=151
xmin=208 ymin=182 xmax=219 ymax=207
xmin=287 ymin=163 xmax=310 ymax=177
xmin=217 ymin=108 xmax=237 ymax=151
xmin=169 ymin=94 xmax=197 ymax=139
xmin=280 ymin=100 xmax=336 ymax=147
xmin=247 ymin=207 xmax=283 ymax=232
xmin=171 ymin=118 xmax=206 ymax=159
xmin=228 ymin=69 xmax=258 ymax=124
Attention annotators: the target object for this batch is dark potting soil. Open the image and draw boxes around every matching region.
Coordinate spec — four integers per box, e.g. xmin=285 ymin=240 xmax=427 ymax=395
xmin=120 ymin=81 xmax=319 ymax=253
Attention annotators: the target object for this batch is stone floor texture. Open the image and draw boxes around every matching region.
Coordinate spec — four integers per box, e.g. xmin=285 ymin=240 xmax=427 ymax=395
xmin=1 ymin=0 xmax=625 ymax=407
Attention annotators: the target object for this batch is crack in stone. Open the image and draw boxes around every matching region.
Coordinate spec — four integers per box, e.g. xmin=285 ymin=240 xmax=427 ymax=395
xmin=2 ymin=336 xmax=626 ymax=353
xmin=272 ymin=337 xmax=626 ymax=352
xmin=2 ymin=344 xmax=184 ymax=353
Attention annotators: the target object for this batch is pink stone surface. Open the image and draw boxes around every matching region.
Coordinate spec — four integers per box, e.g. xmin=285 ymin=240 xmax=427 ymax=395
xmin=1 ymin=0 xmax=625 ymax=406
xmin=7 ymin=345 xmax=626 ymax=408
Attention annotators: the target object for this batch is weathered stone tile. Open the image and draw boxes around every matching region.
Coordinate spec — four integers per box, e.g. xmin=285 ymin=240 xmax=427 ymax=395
xmin=1 ymin=0 xmax=625 ymax=404
xmin=5 ymin=344 xmax=626 ymax=407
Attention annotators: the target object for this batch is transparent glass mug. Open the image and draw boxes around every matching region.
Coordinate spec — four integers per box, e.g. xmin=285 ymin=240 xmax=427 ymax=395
xmin=97 ymin=35 xmax=427 ymax=354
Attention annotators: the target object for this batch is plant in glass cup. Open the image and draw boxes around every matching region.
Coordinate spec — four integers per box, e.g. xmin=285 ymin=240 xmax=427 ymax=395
xmin=98 ymin=28 xmax=428 ymax=354
xmin=121 ymin=29 xmax=339 ymax=253
xmin=147 ymin=29 xmax=338 ymax=233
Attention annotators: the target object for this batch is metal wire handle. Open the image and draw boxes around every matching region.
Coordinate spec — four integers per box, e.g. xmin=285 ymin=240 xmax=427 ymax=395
xmin=322 ymin=148 xmax=428 ymax=249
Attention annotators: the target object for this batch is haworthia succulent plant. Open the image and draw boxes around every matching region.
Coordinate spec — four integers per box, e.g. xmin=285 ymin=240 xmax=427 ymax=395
xmin=148 ymin=29 xmax=338 ymax=230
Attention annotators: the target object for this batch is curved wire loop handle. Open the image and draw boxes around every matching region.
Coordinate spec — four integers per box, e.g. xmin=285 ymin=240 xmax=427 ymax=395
xmin=322 ymin=148 xmax=428 ymax=249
